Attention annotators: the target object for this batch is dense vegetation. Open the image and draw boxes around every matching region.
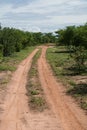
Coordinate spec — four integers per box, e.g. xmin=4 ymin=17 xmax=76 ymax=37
xmin=0 ymin=25 xmax=56 ymax=58
xmin=0 ymin=23 xmax=87 ymax=74
xmin=56 ymin=23 xmax=87 ymax=73
xmin=0 ymin=47 xmax=35 ymax=71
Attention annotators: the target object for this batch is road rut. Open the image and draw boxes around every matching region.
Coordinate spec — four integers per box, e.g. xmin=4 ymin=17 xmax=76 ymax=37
xmin=38 ymin=46 xmax=87 ymax=130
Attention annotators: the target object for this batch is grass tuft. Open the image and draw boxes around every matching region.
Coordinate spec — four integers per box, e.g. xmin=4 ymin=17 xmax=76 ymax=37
xmin=26 ymin=49 xmax=47 ymax=112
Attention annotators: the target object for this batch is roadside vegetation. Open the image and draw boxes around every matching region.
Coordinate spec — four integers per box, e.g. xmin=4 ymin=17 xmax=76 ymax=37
xmin=46 ymin=23 xmax=87 ymax=112
xmin=0 ymin=24 xmax=56 ymax=58
xmin=0 ymin=46 xmax=36 ymax=71
xmin=26 ymin=49 xmax=47 ymax=112
xmin=55 ymin=23 xmax=87 ymax=73
xmin=0 ymin=46 xmax=36 ymax=100
xmin=46 ymin=47 xmax=87 ymax=111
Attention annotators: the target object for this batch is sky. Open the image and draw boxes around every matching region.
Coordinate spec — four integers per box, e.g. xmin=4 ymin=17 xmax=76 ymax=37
xmin=0 ymin=0 xmax=87 ymax=32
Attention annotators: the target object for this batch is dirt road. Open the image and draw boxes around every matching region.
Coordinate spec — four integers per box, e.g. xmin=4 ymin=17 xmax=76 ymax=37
xmin=38 ymin=46 xmax=87 ymax=130
xmin=0 ymin=49 xmax=39 ymax=130
xmin=0 ymin=46 xmax=87 ymax=130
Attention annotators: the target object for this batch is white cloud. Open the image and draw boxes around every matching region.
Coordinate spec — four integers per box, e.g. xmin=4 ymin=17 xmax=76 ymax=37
xmin=10 ymin=0 xmax=68 ymax=14
xmin=0 ymin=4 xmax=12 ymax=18
xmin=68 ymin=0 xmax=87 ymax=6
xmin=28 ymin=26 xmax=41 ymax=32
xmin=47 ymin=15 xmax=87 ymax=24
xmin=10 ymin=0 xmax=87 ymax=14
xmin=0 ymin=0 xmax=87 ymax=32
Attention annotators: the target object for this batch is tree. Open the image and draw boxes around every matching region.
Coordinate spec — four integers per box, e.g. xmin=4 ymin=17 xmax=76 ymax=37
xmin=56 ymin=24 xmax=87 ymax=73
xmin=0 ymin=23 xmax=1 ymax=30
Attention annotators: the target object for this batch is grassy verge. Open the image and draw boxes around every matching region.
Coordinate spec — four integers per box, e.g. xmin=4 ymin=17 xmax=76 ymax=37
xmin=0 ymin=46 xmax=36 ymax=71
xmin=46 ymin=46 xmax=87 ymax=112
xmin=26 ymin=49 xmax=47 ymax=112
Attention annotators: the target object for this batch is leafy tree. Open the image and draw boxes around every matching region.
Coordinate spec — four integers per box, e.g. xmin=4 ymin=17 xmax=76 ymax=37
xmin=0 ymin=24 xmax=56 ymax=57
xmin=0 ymin=23 xmax=1 ymax=30
xmin=56 ymin=24 xmax=87 ymax=73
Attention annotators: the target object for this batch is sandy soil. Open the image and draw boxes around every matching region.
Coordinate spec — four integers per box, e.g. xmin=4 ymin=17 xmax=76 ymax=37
xmin=0 ymin=46 xmax=87 ymax=130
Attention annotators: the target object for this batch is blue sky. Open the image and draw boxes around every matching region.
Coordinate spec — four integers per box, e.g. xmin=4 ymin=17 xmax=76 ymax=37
xmin=0 ymin=0 xmax=87 ymax=32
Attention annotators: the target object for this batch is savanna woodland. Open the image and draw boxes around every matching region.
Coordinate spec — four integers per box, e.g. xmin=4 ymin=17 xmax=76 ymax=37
xmin=0 ymin=23 xmax=87 ymax=111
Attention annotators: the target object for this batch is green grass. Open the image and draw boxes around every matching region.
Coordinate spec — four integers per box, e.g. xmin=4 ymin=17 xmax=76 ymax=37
xmin=46 ymin=46 xmax=87 ymax=111
xmin=12 ymin=46 xmax=36 ymax=61
xmin=30 ymin=90 xmax=39 ymax=95
xmin=30 ymin=97 xmax=45 ymax=107
xmin=68 ymin=80 xmax=76 ymax=87
xmin=29 ymin=49 xmax=42 ymax=78
xmin=46 ymin=47 xmax=71 ymax=80
xmin=0 ymin=79 xmax=9 ymax=85
xmin=81 ymin=102 xmax=87 ymax=110
xmin=0 ymin=65 xmax=16 ymax=71
xmin=0 ymin=46 xmax=36 ymax=71
xmin=32 ymin=48 xmax=42 ymax=64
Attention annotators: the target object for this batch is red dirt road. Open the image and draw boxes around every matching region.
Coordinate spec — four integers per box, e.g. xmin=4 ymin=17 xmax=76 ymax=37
xmin=0 ymin=49 xmax=39 ymax=130
xmin=0 ymin=46 xmax=87 ymax=130
xmin=38 ymin=46 xmax=87 ymax=130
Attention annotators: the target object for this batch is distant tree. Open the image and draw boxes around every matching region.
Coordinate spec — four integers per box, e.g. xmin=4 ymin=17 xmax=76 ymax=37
xmin=0 ymin=23 xmax=1 ymax=30
xmin=1 ymin=28 xmax=16 ymax=56
xmin=0 ymin=44 xmax=3 ymax=59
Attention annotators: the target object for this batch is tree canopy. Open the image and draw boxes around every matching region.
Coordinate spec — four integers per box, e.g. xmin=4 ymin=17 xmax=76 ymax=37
xmin=0 ymin=26 xmax=56 ymax=57
xmin=56 ymin=23 xmax=87 ymax=73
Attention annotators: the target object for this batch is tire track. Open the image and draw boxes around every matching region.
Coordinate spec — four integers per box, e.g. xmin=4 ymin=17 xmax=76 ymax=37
xmin=0 ymin=49 xmax=39 ymax=130
xmin=38 ymin=46 xmax=87 ymax=130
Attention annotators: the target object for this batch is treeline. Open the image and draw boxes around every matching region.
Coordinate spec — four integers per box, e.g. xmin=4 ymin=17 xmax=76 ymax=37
xmin=0 ymin=25 xmax=56 ymax=57
xmin=1 ymin=22 xmax=87 ymax=73
xmin=56 ymin=23 xmax=87 ymax=73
